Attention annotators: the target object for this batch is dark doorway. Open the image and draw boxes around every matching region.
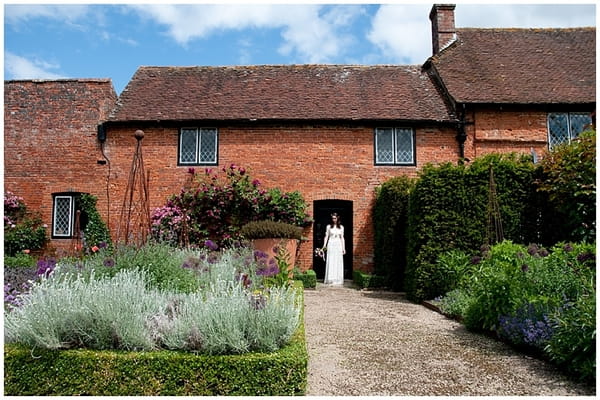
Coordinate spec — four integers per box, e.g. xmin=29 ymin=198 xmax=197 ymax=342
xmin=313 ymin=200 xmax=353 ymax=280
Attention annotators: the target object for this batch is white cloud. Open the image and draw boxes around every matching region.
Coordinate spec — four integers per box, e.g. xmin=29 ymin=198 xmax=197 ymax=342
xmin=5 ymin=52 xmax=65 ymax=80
xmin=128 ymin=4 xmax=364 ymax=63
xmin=456 ymin=4 xmax=596 ymax=29
xmin=367 ymin=4 xmax=432 ymax=64
xmin=4 ymin=4 xmax=91 ymax=25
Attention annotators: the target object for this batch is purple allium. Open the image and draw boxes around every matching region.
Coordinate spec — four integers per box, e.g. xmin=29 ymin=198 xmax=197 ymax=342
xmin=527 ymin=243 xmax=539 ymax=256
xmin=36 ymin=257 xmax=56 ymax=278
xmin=470 ymin=255 xmax=482 ymax=265
xmin=103 ymin=258 xmax=115 ymax=268
xmin=204 ymin=240 xmax=219 ymax=251
xmin=538 ymin=248 xmax=549 ymax=257
xmin=98 ymin=241 xmax=108 ymax=249
xmin=576 ymin=252 xmax=595 ymax=263
xmin=521 ymin=264 xmax=529 ymax=272
xmin=563 ymin=243 xmax=574 ymax=252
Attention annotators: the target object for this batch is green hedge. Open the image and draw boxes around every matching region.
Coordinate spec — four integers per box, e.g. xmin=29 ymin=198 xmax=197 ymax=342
xmin=373 ymin=175 xmax=414 ymax=291
xmin=405 ymin=154 xmax=541 ymax=302
xmin=294 ymin=270 xmax=317 ymax=289
xmin=4 ymin=283 xmax=308 ymax=396
xmin=353 ymin=270 xmax=385 ymax=289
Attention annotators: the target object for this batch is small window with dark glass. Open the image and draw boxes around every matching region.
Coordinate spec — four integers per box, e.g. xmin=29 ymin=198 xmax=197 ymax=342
xmin=179 ymin=128 xmax=218 ymax=165
xmin=52 ymin=193 xmax=88 ymax=238
xmin=375 ymin=127 xmax=415 ymax=165
xmin=548 ymin=112 xmax=592 ymax=149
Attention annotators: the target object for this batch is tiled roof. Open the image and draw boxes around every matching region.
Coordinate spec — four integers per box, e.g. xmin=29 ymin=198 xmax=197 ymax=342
xmin=108 ymin=65 xmax=455 ymax=123
xmin=4 ymin=79 xmax=117 ymax=127
xmin=429 ymin=28 xmax=595 ymax=104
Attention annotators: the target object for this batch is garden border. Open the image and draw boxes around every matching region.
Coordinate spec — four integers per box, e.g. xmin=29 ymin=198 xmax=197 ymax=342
xmin=4 ymin=283 xmax=307 ymax=396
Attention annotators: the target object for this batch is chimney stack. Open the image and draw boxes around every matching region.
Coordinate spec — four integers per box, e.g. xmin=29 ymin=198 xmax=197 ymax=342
xmin=430 ymin=4 xmax=456 ymax=55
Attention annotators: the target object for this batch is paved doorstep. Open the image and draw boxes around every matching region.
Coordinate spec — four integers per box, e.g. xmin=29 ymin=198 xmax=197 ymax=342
xmin=303 ymin=283 xmax=595 ymax=396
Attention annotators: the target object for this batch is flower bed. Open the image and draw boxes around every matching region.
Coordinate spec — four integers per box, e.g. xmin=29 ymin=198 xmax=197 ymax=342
xmin=4 ymin=244 xmax=308 ymax=395
xmin=4 ymin=283 xmax=307 ymax=396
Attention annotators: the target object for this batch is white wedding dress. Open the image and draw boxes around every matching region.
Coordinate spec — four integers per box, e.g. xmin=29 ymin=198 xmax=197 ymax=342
xmin=324 ymin=225 xmax=345 ymax=285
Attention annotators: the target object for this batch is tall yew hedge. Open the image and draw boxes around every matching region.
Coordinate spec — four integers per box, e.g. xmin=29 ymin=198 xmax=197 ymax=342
xmin=373 ymin=176 xmax=414 ymax=291
xmin=375 ymin=130 xmax=595 ymax=302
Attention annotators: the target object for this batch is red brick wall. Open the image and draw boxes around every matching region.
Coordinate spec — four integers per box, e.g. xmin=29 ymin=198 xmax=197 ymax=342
xmin=4 ymin=80 xmax=117 ymax=255
xmin=102 ymin=124 xmax=459 ymax=272
xmin=464 ymin=107 xmax=549 ymax=160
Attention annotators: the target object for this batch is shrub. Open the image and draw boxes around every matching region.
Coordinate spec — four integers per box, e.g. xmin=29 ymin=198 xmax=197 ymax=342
xmin=537 ymin=129 xmax=596 ymax=243
xmin=353 ymin=270 xmax=385 ymax=289
xmin=4 ymin=282 xmax=307 ymax=396
xmin=546 ymin=292 xmax=596 ymax=383
xmin=373 ymin=175 xmax=414 ymax=291
xmin=293 ymin=269 xmax=317 ymax=289
xmin=4 ymin=252 xmax=36 ymax=268
xmin=150 ymin=165 xmax=311 ymax=247
xmin=405 ymin=154 xmax=540 ymax=302
xmin=79 ymin=194 xmax=112 ymax=252
xmin=240 ymin=220 xmax=303 ymax=240
xmin=5 ymin=266 xmax=301 ymax=354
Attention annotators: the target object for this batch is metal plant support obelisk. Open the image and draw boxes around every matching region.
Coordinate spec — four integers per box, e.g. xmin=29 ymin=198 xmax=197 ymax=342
xmin=117 ymin=130 xmax=151 ymax=246
xmin=70 ymin=210 xmax=82 ymax=257
xmin=486 ymin=166 xmax=504 ymax=245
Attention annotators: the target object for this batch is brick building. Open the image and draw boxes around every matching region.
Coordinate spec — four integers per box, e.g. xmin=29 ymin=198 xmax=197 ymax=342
xmin=4 ymin=4 xmax=595 ymax=278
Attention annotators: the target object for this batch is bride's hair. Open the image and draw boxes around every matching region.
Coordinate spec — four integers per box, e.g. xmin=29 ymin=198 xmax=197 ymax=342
xmin=330 ymin=213 xmax=341 ymax=228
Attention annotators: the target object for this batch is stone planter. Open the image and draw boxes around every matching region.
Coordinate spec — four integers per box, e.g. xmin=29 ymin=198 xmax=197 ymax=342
xmin=251 ymin=238 xmax=299 ymax=276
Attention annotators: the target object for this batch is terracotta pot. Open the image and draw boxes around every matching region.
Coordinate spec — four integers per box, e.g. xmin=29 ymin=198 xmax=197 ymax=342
xmin=251 ymin=238 xmax=298 ymax=276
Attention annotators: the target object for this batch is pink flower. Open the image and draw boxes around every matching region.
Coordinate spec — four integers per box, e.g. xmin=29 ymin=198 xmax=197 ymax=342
xmin=91 ymin=245 xmax=100 ymax=253
xmin=22 ymin=249 xmax=30 ymax=254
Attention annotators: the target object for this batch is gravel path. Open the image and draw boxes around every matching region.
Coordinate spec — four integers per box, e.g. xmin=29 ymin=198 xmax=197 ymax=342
xmin=304 ymin=282 xmax=595 ymax=396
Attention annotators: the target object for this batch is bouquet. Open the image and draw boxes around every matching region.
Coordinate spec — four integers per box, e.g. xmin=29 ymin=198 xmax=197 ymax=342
xmin=314 ymin=247 xmax=327 ymax=261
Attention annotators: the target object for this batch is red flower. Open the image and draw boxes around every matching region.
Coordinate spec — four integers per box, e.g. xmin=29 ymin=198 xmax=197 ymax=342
xmin=91 ymin=245 xmax=100 ymax=253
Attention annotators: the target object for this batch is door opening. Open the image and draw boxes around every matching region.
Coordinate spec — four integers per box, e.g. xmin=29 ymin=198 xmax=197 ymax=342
xmin=313 ymin=200 xmax=353 ymax=280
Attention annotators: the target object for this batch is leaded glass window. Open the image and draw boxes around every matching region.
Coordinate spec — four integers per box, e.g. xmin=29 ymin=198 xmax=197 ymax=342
xmin=548 ymin=112 xmax=592 ymax=149
xmin=53 ymin=195 xmax=73 ymax=237
xmin=178 ymin=128 xmax=218 ymax=165
xmin=375 ymin=127 xmax=415 ymax=165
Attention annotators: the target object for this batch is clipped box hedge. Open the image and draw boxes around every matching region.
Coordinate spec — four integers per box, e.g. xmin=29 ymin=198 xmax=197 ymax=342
xmin=4 ymin=284 xmax=307 ymax=396
xmin=294 ymin=270 xmax=317 ymax=289
xmin=353 ymin=270 xmax=386 ymax=289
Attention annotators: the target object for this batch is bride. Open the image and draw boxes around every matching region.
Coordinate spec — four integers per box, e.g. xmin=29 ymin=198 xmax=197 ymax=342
xmin=323 ymin=213 xmax=345 ymax=285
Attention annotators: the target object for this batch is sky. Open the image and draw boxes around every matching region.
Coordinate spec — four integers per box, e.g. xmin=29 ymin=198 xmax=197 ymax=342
xmin=3 ymin=1 xmax=597 ymax=95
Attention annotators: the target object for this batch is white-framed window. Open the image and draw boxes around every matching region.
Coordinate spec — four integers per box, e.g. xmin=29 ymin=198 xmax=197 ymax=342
xmin=375 ymin=127 xmax=415 ymax=165
xmin=53 ymin=195 xmax=75 ymax=237
xmin=178 ymin=128 xmax=218 ymax=165
xmin=547 ymin=112 xmax=592 ymax=149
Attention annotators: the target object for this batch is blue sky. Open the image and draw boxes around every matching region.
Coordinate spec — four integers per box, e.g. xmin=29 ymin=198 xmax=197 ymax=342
xmin=4 ymin=2 xmax=596 ymax=95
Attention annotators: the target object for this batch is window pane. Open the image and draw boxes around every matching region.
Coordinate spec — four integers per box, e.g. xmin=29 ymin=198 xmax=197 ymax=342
xmin=569 ymin=113 xmax=592 ymax=139
xmin=376 ymin=128 xmax=394 ymax=164
xmin=54 ymin=196 xmax=73 ymax=237
xmin=395 ymin=128 xmax=414 ymax=164
xmin=180 ymin=128 xmax=198 ymax=164
xmin=199 ymin=128 xmax=217 ymax=163
xmin=548 ymin=113 xmax=569 ymax=148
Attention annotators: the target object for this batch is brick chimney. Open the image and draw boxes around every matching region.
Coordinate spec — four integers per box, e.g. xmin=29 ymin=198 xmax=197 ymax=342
xmin=430 ymin=4 xmax=456 ymax=55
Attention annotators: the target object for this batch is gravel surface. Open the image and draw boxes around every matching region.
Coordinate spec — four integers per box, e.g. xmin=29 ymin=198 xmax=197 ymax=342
xmin=304 ymin=282 xmax=595 ymax=396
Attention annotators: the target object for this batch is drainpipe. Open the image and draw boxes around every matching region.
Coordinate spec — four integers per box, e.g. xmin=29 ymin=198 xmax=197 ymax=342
xmin=456 ymin=104 xmax=468 ymax=163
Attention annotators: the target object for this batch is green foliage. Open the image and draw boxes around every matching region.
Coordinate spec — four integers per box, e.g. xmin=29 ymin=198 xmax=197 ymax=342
xmin=5 ymin=264 xmax=301 ymax=354
xmin=373 ymin=175 xmax=414 ymax=291
xmin=405 ymin=154 xmax=539 ymax=302
xmin=80 ymin=193 xmax=112 ymax=251
xmin=537 ymin=129 xmax=596 ymax=242
xmin=4 ymin=191 xmax=48 ymax=256
xmin=437 ymin=240 xmax=595 ymax=382
xmin=293 ymin=269 xmax=317 ymax=289
xmin=240 ymin=220 xmax=303 ymax=240
xmin=546 ymin=292 xmax=596 ymax=383
xmin=352 ymin=270 xmax=385 ymax=289
xmin=150 ymin=165 xmax=311 ymax=248
xmin=3 ymin=253 xmax=36 ymax=268
xmin=4 ymin=282 xmax=308 ymax=396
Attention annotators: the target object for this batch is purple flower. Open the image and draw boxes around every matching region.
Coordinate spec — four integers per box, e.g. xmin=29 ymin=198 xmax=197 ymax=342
xmin=204 ymin=240 xmax=219 ymax=251
xmin=188 ymin=167 xmax=196 ymax=175
xmin=98 ymin=242 xmax=108 ymax=249
xmin=36 ymin=258 xmax=56 ymax=278
xmin=521 ymin=264 xmax=529 ymax=272
xmin=470 ymin=255 xmax=482 ymax=265
xmin=103 ymin=258 xmax=115 ymax=268
xmin=563 ymin=243 xmax=574 ymax=252
xmin=576 ymin=252 xmax=594 ymax=263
